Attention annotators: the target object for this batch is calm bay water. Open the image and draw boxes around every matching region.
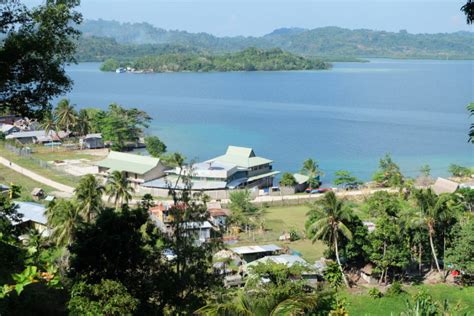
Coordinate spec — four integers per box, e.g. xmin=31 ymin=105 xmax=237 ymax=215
xmin=63 ymin=60 xmax=473 ymax=183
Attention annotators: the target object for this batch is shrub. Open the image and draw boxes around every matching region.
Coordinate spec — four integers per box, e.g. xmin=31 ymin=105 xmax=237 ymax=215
xmin=289 ymin=229 xmax=301 ymax=241
xmin=368 ymin=287 xmax=383 ymax=299
xmin=386 ymin=281 xmax=403 ymax=296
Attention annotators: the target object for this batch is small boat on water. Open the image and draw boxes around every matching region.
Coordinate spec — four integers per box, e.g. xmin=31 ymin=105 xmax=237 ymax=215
xmin=115 ymin=67 xmax=126 ymax=73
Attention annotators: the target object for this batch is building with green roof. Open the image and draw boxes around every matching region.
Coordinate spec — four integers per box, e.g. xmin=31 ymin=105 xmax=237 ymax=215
xmin=144 ymin=145 xmax=279 ymax=191
xmin=96 ymin=151 xmax=167 ymax=187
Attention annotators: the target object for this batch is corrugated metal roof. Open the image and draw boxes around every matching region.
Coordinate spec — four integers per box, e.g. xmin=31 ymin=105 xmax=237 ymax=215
xmin=6 ymin=130 xmax=68 ymax=139
xmin=143 ymin=176 xmax=228 ymax=190
xmin=14 ymin=202 xmax=47 ymax=225
xmin=247 ymin=254 xmax=308 ymax=267
xmin=247 ymin=171 xmax=280 ymax=182
xmin=208 ymin=146 xmax=273 ymax=169
xmin=293 ymin=173 xmax=309 ymax=185
xmin=431 ymin=177 xmax=459 ymax=195
xmin=96 ymin=151 xmax=161 ymax=175
xmin=231 ymin=244 xmax=282 ymax=255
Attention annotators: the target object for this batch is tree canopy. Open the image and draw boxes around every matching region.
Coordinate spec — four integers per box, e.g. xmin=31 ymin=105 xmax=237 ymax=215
xmin=0 ymin=0 xmax=82 ymax=119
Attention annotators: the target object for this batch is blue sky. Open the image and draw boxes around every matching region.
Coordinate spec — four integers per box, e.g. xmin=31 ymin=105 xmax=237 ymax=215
xmin=25 ymin=0 xmax=472 ymax=36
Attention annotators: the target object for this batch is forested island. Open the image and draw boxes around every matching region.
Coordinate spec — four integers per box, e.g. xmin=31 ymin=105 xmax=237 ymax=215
xmin=99 ymin=48 xmax=331 ymax=72
xmin=77 ymin=19 xmax=474 ymax=61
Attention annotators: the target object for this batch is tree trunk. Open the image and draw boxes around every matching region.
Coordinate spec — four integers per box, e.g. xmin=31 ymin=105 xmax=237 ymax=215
xmin=418 ymin=242 xmax=423 ymax=275
xmin=334 ymin=234 xmax=350 ymax=287
xmin=379 ymin=240 xmax=387 ymax=284
xmin=429 ymin=229 xmax=441 ymax=272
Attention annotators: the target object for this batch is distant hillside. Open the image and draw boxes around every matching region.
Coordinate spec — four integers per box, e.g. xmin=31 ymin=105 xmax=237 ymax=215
xmin=77 ymin=19 xmax=474 ymax=60
xmin=100 ymin=48 xmax=331 ymax=72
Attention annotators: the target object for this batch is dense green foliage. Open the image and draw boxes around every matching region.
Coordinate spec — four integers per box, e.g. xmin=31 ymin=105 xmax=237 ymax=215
xmin=87 ymin=103 xmax=151 ymax=151
xmin=100 ymin=48 xmax=330 ymax=72
xmin=68 ymin=279 xmax=139 ymax=315
xmin=445 ymin=219 xmax=474 ymax=275
xmin=145 ymin=136 xmax=167 ymax=157
xmin=0 ymin=0 xmax=82 ymax=119
xmin=197 ymin=262 xmax=335 ymax=315
xmin=334 ymin=170 xmax=362 ymax=189
xmin=279 ymin=172 xmax=297 ymax=187
xmin=372 ymin=154 xmax=404 ymax=187
xmin=76 ymin=20 xmax=474 ymax=61
xmin=448 ymin=163 xmax=472 ymax=177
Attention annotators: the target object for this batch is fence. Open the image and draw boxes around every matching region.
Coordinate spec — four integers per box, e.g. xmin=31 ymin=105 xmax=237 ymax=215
xmin=3 ymin=143 xmax=81 ymax=183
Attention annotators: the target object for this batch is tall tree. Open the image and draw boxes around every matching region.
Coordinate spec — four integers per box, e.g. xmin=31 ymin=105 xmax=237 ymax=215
xmin=105 ymin=171 xmax=134 ymax=208
xmin=0 ymin=0 xmax=82 ymax=119
xmin=333 ymin=170 xmax=361 ymax=189
xmin=41 ymin=111 xmax=58 ymax=139
xmin=372 ymin=154 xmax=404 ymax=188
xmin=301 ymin=158 xmax=323 ymax=188
xmin=74 ymin=109 xmax=91 ymax=136
xmin=306 ymin=191 xmax=353 ymax=287
xmin=145 ymin=136 xmax=167 ymax=158
xmin=54 ymin=99 xmax=77 ymax=132
xmin=46 ymin=199 xmax=82 ymax=248
xmin=462 ymin=0 xmax=474 ymax=23
xmin=412 ymin=189 xmax=454 ymax=273
xmin=74 ymin=175 xmax=104 ymax=223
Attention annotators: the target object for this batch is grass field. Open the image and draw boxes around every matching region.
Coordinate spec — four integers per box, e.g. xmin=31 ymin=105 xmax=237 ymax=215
xmin=235 ymin=204 xmax=327 ymax=263
xmin=0 ymin=143 xmax=104 ymax=188
xmin=343 ymin=284 xmax=474 ymax=315
xmin=0 ymin=164 xmax=55 ymax=201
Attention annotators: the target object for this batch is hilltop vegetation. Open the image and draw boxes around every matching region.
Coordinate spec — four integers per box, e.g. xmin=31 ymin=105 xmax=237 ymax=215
xmin=76 ymin=19 xmax=474 ymax=61
xmin=100 ymin=48 xmax=331 ymax=72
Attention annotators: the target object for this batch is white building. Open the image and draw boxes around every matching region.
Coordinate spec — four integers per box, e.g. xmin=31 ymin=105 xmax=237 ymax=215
xmin=144 ymin=146 xmax=280 ymax=191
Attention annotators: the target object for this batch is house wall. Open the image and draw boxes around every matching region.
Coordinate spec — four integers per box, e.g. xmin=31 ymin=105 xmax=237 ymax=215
xmin=143 ymin=164 xmax=167 ymax=182
xmin=247 ymin=164 xmax=272 ymax=178
xmin=85 ymin=138 xmax=104 ymax=149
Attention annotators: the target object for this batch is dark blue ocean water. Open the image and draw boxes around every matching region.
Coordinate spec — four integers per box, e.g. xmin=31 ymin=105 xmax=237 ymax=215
xmin=63 ymin=60 xmax=473 ymax=183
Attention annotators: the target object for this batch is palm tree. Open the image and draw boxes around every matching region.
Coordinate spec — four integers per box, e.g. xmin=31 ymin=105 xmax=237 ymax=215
xmin=195 ymin=291 xmax=254 ymax=315
xmin=301 ymin=158 xmax=323 ymax=188
xmin=75 ymin=174 xmax=104 ymax=223
xmin=55 ymin=99 xmax=77 ymax=132
xmin=106 ymin=170 xmax=134 ymax=208
xmin=46 ymin=199 xmax=82 ymax=247
xmin=41 ymin=111 xmax=59 ymax=147
xmin=413 ymin=189 xmax=452 ymax=273
xmin=307 ymin=191 xmax=353 ymax=287
xmin=75 ymin=109 xmax=91 ymax=136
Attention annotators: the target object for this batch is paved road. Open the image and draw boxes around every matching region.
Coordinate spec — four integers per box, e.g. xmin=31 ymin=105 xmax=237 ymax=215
xmin=0 ymin=156 xmax=75 ymax=194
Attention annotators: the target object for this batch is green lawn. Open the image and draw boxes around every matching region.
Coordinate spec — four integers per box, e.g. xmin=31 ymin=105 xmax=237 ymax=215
xmin=234 ymin=204 xmax=327 ymax=263
xmin=0 ymin=144 xmax=94 ymax=188
xmin=0 ymin=164 xmax=55 ymax=202
xmin=343 ymin=284 xmax=474 ymax=315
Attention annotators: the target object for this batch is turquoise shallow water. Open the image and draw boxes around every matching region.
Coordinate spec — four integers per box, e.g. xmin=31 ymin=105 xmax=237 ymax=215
xmin=62 ymin=59 xmax=473 ymax=184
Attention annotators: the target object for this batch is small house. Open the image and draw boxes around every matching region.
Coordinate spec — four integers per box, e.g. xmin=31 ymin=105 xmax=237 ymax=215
xmin=293 ymin=173 xmax=310 ymax=193
xmin=14 ymin=202 xmax=49 ymax=237
xmin=80 ymin=133 xmax=104 ymax=149
xmin=230 ymin=244 xmax=282 ymax=263
xmin=96 ymin=151 xmax=167 ymax=188
xmin=207 ymin=202 xmax=231 ymax=228
xmin=431 ymin=177 xmax=459 ymax=195
xmin=31 ymin=187 xmax=45 ymax=200
xmin=6 ymin=130 xmax=69 ymax=144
